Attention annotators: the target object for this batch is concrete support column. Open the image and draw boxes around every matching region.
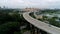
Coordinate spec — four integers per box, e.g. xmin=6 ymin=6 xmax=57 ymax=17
xmin=37 ymin=29 xmax=41 ymax=34
xmin=30 ymin=24 xmax=35 ymax=34
xmin=19 ymin=23 xmax=22 ymax=34
xmin=30 ymin=24 xmax=32 ymax=34
xmin=34 ymin=27 xmax=41 ymax=34
xmin=32 ymin=26 xmax=35 ymax=34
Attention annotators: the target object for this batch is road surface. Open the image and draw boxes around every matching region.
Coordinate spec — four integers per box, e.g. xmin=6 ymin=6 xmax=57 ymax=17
xmin=23 ymin=12 xmax=60 ymax=34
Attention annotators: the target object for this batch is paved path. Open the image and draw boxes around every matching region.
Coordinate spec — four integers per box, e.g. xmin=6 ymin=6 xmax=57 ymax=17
xmin=23 ymin=12 xmax=60 ymax=34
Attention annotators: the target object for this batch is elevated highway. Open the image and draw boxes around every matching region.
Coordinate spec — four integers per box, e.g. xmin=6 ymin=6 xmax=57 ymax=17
xmin=23 ymin=12 xmax=60 ymax=34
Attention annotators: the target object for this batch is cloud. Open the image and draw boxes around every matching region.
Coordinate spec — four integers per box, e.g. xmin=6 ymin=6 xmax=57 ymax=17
xmin=0 ymin=0 xmax=60 ymax=8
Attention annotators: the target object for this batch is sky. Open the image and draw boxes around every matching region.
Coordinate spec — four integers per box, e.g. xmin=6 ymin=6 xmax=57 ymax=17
xmin=0 ymin=0 xmax=60 ymax=9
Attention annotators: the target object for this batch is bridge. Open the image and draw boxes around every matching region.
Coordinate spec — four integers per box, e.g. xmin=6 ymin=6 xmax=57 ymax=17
xmin=23 ymin=12 xmax=60 ymax=34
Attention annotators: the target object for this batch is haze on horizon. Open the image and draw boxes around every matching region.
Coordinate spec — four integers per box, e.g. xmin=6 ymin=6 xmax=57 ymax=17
xmin=0 ymin=0 xmax=60 ymax=9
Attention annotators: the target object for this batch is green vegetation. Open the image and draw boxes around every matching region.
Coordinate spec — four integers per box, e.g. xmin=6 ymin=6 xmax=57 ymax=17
xmin=41 ymin=9 xmax=60 ymax=14
xmin=48 ymin=17 xmax=60 ymax=27
xmin=0 ymin=22 xmax=20 ymax=34
xmin=29 ymin=12 xmax=36 ymax=18
xmin=0 ymin=9 xmax=29 ymax=34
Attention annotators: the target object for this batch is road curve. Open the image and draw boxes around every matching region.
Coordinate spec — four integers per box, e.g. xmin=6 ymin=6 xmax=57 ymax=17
xmin=23 ymin=12 xmax=60 ymax=34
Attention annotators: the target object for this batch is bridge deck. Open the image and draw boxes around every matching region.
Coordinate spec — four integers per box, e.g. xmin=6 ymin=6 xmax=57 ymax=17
xmin=23 ymin=12 xmax=60 ymax=34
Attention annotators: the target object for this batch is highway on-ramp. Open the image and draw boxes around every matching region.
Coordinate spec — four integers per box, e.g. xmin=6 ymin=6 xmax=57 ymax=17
xmin=23 ymin=12 xmax=60 ymax=34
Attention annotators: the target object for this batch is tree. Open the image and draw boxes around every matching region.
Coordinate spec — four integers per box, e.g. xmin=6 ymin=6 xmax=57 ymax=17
xmin=0 ymin=22 xmax=20 ymax=34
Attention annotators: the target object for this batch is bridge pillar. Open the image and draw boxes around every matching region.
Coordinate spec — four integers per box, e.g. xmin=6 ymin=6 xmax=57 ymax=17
xmin=30 ymin=24 xmax=35 ymax=34
xmin=19 ymin=23 xmax=21 ymax=34
xmin=37 ymin=29 xmax=41 ymax=34
xmin=30 ymin=24 xmax=42 ymax=34
xmin=34 ymin=28 xmax=41 ymax=34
